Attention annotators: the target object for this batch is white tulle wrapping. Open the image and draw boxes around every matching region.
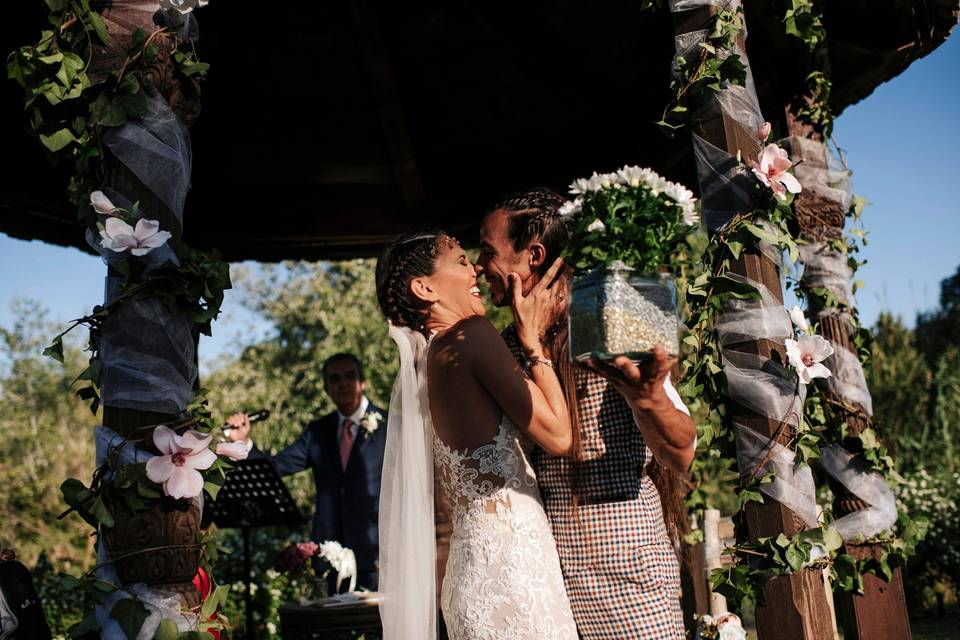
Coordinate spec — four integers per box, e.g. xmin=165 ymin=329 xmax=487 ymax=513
xmin=379 ymin=324 xmax=437 ymax=640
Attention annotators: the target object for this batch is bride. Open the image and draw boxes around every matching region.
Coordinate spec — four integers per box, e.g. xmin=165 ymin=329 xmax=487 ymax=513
xmin=375 ymin=231 xmax=578 ymax=640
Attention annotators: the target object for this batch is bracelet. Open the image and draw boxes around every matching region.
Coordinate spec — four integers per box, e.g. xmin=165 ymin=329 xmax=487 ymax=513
xmin=528 ymin=356 xmax=556 ymax=370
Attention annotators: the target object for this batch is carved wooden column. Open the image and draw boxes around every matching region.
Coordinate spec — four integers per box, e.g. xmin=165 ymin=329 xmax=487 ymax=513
xmin=93 ymin=3 xmax=204 ymax=609
xmin=671 ymin=4 xmax=834 ymax=638
xmin=786 ymin=111 xmax=912 ymax=640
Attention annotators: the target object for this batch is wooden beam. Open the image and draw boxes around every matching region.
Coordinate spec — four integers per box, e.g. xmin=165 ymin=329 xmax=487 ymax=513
xmin=785 ymin=110 xmax=913 ymax=640
xmin=672 ymin=5 xmax=835 ymax=639
xmin=351 ymin=0 xmax=427 ymax=210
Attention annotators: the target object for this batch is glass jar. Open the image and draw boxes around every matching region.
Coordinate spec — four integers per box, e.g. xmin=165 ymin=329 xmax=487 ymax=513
xmin=568 ymin=262 xmax=679 ymax=362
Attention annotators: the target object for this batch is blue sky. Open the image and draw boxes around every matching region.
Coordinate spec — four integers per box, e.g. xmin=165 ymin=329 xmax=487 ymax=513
xmin=1 ymin=31 xmax=958 ymax=369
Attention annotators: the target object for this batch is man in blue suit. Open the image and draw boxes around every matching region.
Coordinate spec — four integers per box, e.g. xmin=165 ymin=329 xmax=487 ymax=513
xmin=226 ymin=353 xmax=387 ymax=590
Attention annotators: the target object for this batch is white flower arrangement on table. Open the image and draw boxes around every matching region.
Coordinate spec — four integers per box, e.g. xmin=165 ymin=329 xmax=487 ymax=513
xmin=359 ymin=410 xmax=383 ymax=438
xmin=697 ymin=612 xmax=747 ymax=640
xmin=319 ymin=540 xmax=358 ymax=594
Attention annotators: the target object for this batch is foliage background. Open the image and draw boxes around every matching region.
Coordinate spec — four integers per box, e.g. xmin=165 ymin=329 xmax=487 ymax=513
xmin=1 ymin=259 xmax=957 ymax=637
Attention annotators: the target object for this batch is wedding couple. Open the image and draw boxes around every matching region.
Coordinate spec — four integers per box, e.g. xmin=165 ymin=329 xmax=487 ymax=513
xmin=375 ymin=189 xmax=697 ymax=640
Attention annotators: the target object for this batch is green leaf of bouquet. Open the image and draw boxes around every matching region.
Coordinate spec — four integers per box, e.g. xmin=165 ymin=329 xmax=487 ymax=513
xmin=111 ymin=597 xmax=150 ymax=640
xmin=45 ymin=0 xmax=69 ymax=11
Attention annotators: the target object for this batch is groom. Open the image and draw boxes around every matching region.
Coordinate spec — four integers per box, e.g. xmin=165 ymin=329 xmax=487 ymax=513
xmin=476 ymin=189 xmax=697 ymax=639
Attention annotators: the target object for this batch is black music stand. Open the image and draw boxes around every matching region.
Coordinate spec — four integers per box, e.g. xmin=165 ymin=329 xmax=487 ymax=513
xmin=211 ymin=458 xmax=306 ymax=639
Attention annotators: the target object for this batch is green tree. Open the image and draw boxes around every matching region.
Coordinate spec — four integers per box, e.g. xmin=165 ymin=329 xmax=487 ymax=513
xmin=0 ymin=299 xmax=97 ymax=568
xmin=865 ymin=312 xmax=932 ymax=470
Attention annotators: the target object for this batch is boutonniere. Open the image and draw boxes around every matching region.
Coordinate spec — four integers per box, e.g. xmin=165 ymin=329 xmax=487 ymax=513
xmin=359 ymin=411 xmax=383 ymax=438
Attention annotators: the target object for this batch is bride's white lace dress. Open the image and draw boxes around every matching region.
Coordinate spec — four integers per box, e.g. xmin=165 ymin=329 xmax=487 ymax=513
xmin=433 ymin=415 xmax=578 ymax=640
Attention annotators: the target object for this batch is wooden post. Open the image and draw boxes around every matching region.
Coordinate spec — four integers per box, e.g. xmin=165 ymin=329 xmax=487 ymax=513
xmin=671 ymin=5 xmax=834 ymax=639
xmin=703 ymin=508 xmax=728 ymax=616
xmin=786 ymin=111 xmax=913 ymax=640
xmin=681 ymin=527 xmax=711 ymax=632
xmin=93 ymin=2 xmax=204 ymax=610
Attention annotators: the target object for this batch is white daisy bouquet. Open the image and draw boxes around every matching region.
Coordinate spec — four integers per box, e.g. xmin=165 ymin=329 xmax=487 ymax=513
xmin=560 ymin=165 xmax=698 ymax=273
xmin=561 ymin=166 xmax=698 ymax=361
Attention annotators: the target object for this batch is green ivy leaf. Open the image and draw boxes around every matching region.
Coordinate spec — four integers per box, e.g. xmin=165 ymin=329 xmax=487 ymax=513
xmin=43 ymin=335 xmax=65 ymax=362
xmin=785 ymin=543 xmax=807 ymax=573
xmin=111 ymin=598 xmax=150 ymax=640
xmin=90 ymin=94 xmax=128 ymax=127
xmin=39 ymin=127 xmax=77 ymax=151
xmin=68 ymin=611 xmax=100 ymax=638
xmin=153 ymin=619 xmax=180 ymax=640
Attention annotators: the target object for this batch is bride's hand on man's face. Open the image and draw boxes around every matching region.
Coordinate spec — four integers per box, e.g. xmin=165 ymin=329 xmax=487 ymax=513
xmin=509 ymin=257 xmax=567 ymax=354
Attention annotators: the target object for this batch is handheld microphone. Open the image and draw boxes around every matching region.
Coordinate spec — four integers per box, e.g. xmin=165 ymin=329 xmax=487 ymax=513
xmin=222 ymin=409 xmax=271 ymax=435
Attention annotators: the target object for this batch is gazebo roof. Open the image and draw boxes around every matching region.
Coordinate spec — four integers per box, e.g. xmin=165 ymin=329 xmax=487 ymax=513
xmin=1 ymin=0 xmax=956 ymax=261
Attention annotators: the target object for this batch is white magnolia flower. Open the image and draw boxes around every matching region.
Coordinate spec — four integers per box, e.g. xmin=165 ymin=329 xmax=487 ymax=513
xmin=785 ymin=334 xmax=834 ymax=384
xmin=145 ymin=425 xmax=217 ymax=500
xmin=788 ymin=305 xmax=810 ymax=333
xmin=320 ymin=540 xmax=358 ymax=593
xmin=360 ymin=411 xmax=383 ymax=437
xmin=90 ymin=190 xmax=119 ymax=216
xmin=557 ymin=198 xmax=583 ymax=218
xmin=100 ymin=218 xmax=172 ymax=256
xmin=586 ymin=218 xmax=606 ymax=233
xmin=700 ymin=614 xmax=715 ymax=627
xmin=160 ymin=0 xmax=209 ymax=14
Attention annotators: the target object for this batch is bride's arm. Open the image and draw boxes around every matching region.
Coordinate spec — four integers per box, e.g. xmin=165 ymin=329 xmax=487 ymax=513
xmin=460 ymin=317 xmax=572 ymax=456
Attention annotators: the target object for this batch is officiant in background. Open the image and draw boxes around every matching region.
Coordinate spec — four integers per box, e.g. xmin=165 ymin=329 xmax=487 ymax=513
xmin=226 ymin=353 xmax=387 ymax=590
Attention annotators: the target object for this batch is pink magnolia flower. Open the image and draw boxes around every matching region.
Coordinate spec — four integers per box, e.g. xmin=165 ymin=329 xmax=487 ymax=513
xmin=99 ymin=218 xmax=172 ymax=256
xmin=90 ymin=190 xmax=119 ymax=216
xmin=752 ymin=143 xmax=802 ymax=200
xmin=785 ymin=334 xmax=834 ymax=384
xmin=788 ymin=305 xmax=809 ymax=333
xmin=215 ymin=441 xmax=249 ymax=461
xmin=758 ymin=121 xmax=772 ymax=142
xmin=145 ymin=425 xmax=217 ymax=499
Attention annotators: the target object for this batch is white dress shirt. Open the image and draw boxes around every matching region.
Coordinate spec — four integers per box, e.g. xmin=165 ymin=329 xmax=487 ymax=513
xmin=338 ymin=396 xmax=370 ymax=442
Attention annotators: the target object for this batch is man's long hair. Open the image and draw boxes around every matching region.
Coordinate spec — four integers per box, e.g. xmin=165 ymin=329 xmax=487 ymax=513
xmin=491 ymin=188 xmax=690 ymax=547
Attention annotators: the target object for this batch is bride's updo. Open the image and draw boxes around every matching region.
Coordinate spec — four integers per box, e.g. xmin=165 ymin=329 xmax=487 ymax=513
xmin=375 ymin=230 xmax=453 ymax=329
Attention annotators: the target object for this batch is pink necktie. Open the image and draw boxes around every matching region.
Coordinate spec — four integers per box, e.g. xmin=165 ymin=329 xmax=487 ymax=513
xmin=339 ymin=419 xmax=355 ymax=470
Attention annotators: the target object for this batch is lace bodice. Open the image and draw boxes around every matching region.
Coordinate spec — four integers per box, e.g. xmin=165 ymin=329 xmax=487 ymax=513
xmin=433 ymin=416 xmax=577 ymax=640
xmin=433 ymin=418 xmax=541 ymax=522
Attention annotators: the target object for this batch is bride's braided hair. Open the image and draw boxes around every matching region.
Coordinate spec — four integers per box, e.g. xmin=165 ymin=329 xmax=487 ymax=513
xmin=375 ymin=231 xmax=452 ymax=329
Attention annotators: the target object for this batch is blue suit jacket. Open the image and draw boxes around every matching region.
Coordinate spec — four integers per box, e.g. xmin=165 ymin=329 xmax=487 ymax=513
xmin=260 ymin=404 xmax=387 ymax=582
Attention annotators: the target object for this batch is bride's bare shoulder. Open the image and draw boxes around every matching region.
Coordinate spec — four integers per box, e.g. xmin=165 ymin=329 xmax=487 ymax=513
xmin=431 ymin=316 xmax=502 ymax=363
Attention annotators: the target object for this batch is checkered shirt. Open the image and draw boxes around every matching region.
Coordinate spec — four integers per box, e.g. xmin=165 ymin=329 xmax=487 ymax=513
xmin=503 ymin=325 xmax=685 ymax=639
